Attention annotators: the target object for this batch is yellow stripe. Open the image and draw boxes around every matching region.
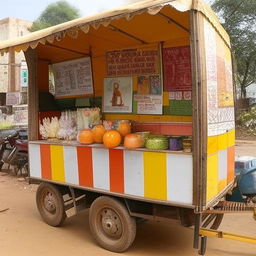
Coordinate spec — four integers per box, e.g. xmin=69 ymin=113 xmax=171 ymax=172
xmin=207 ymin=153 xmax=218 ymax=202
xmin=218 ymin=179 xmax=227 ymax=192
xmin=50 ymin=145 xmax=65 ymax=182
xmin=227 ymin=129 xmax=235 ymax=147
xmin=104 ymin=114 xmax=192 ymax=122
xmin=163 ymin=92 xmax=169 ymax=106
xmin=218 ymin=133 xmax=228 ymax=151
xmin=144 ymin=152 xmax=167 ymax=200
xmin=207 ymin=136 xmax=218 ymax=155
xmin=207 ymin=130 xmax=236 ymax=155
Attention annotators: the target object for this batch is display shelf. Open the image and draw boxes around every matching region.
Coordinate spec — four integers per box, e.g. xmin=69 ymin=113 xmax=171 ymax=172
xmin=30 ymin=140 xmax=192 ymax=155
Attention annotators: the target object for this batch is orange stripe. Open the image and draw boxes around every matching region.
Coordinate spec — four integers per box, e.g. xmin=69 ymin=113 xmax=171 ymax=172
xmin=40 ymin=144 xmax=52 ymax=179
xmin=77 ymin=147 xmax=93 ymax=187
xmin=109 ymin=149 xmax=124 ymax=193
xmin=227 ymin=146 xmax=235 ymax=183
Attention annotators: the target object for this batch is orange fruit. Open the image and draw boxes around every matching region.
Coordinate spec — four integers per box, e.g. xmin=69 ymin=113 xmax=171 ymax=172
xmin=78 ymin=129 xmax=94 ymax=144
xmin=117 ymin=121 xmax=131 ymax=137
xmin=103 ymin=130 xmax=121 ymax=148
xmin=92 ymin=125 xmax=106 ymax=143
xmin=124 ymin=133 xmax=143 ymax=149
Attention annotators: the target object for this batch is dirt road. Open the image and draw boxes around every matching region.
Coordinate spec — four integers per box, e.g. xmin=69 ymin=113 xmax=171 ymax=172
xmin=0 ymin=141 xmax=255 ymax=256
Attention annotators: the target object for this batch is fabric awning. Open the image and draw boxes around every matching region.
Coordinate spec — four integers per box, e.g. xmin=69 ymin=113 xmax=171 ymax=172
xmin=0 ymin=0 xmax=230 ymax=54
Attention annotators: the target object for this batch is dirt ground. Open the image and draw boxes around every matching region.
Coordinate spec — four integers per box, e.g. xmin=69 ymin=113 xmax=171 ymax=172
xmin=0 ymin=141 xmax=256 ymax=256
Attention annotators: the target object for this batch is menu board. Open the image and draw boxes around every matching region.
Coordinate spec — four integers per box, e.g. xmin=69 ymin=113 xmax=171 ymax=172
xmin=106 ymin=48 xmax=159 ymax=77
xmin=52 ymin=57 xmax=93 ymax=98
xmin=163 ymin=46 xmax=192 ymax=91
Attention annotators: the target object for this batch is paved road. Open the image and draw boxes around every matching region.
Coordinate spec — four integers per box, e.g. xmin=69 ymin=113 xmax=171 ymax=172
xmin=0 ymin=141 xmax=255 ymax=256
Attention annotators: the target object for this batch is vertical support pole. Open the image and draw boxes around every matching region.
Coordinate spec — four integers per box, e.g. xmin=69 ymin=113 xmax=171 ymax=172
xmin=193 ymin=213 xmax=202 ymax=249
xmin=25 ymin=48 xmax=38 ymax=140
xmin=190 ymin=10 xmax=207 ymax=211
xmin=8 ymin=47 xmax=16 ymax=92
xmin=158 ymin=42 xmax=164 ymax=115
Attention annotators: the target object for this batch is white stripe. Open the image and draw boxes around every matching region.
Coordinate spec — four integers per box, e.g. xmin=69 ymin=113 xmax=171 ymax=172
xmin=167 ymin=154 xmax=193 ymax=204
xmin=124 ymin=150 xmax=144 ymax=197
xmin=92 ymin=148 xmax=109 ymax=190
xmin=29 ymin=144 xmax=41 ymax=178
xmin=218 ymin=149 xmax=227 ymax=180
xmin=64 ymin=146 xmax=79 ymax=185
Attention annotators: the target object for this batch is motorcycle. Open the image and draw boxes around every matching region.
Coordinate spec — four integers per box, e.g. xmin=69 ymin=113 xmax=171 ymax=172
xmin=0 ymin=129 xmax=29 ymax=177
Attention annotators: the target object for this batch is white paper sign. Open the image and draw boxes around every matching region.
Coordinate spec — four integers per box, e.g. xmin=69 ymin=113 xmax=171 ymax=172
xmin=6 ymin=92 xmax=21 ymax=105
xmin=136 ymin=95 xmax=162 ymax=114
xmin=52 ymin=57 xmax=93 ymax=97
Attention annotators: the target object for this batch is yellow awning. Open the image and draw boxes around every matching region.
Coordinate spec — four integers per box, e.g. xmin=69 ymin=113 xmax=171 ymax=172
xmin=0 ymin=0 xmax=230 ymax=54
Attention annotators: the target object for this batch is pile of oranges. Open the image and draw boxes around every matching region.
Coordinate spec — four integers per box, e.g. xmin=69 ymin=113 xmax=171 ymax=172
xmin=78 ymin=121 xmax=133 ymax=149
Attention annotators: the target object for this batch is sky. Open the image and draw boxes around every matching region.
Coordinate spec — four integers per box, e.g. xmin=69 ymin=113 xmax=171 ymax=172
xmin=0 ymin=0 xmax=137 ymax=21
xmin=0 ymin=0 xmax=213 ymax=22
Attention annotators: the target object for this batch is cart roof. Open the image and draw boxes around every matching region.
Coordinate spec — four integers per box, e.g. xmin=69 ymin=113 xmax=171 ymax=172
xmin=0 ymin=0 xmax=230 ymax=54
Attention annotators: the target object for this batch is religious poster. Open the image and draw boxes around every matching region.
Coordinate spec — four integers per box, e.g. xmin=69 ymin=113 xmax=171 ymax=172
xmin=106 ymin=48 xmax=159 ymax=77
xmin=137 ymin=75 xmax=161 ymax=95
xmin=52 ymin=57 xmax=93 ymax=98
xmin=103 ymin=77 xmax=133 ymax=113
xmin=163 ymin=46 xmax=192 ymax=92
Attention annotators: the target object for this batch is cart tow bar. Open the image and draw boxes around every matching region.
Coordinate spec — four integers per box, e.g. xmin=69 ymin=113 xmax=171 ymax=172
xmin=196 ymin=201 xmax=256 ymax=255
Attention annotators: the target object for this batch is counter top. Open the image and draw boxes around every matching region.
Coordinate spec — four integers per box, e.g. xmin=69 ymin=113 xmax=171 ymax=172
xmin=29 ymin=140 xmax=192 ymax=155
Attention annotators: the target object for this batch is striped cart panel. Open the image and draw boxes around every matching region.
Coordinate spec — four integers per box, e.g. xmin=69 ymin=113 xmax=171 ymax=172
xmin=29 ymin=143 xmax=193 ymax=206
xmin=206 ymin=129 xmax=235 ymax=202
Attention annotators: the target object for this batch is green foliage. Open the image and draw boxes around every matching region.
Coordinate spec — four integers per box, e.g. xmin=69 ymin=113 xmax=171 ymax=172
xmin=211 ymin=0 xmax=256 ymax=98
xmin=30 ymin=1 xmax=80 ymax=32
xmin=238 ymin=106 xmax=256 ymax=135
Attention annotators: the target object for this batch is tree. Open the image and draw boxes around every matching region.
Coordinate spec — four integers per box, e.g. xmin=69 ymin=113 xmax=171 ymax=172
xmin=211 ymin=0 xmax=256 ymax=98
xmin=30 ymin=1 xmax=80 ymax=32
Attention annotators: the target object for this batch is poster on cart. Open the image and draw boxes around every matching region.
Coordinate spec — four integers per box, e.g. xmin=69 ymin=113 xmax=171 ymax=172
xmin=103 ymin=77 xmax=133 ymax=113
xmin=52 ymin=57 xmax=94 ymax=98
xmin=106 ymin=48 xmax=159 ymax=77
xmin=134 ymin=94 xmax=163 ymax=115
xmin=163 ymin=46 xmax=192 ymax=92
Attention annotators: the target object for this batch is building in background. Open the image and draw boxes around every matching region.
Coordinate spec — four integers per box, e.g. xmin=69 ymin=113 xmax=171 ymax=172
xmin=0 ymin=18 xmax=32 ymax=95
xmin=0 ymin=18 xmax=32 ymax=127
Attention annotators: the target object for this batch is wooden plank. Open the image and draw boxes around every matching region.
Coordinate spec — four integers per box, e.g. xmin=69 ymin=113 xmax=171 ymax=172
xmin=124 ymin=151 xmax=144 ymax=197
xmin=50 ymin=145 xmax=65 ymax=182
xmin=24 ymin=48 xmax=39 ymax=140
xmin=198 ymin=12 xmax=208 ymax=208
xmin=29 ymin=144 xmax=42 ymax=178
xmin=167 ymin=154 xmax=193 ymax=204
xmin=190 ymin=10 xmax=202 ymax=209
xmin=63 ymin=146 xmax=79 ymax=185
xmin=144 ymin=152 xmax=167 ymax=200
xmin=109 ymin=149 xmax=124 ymax=193
xmin=92 ymin=148 xmax=110 ymax=190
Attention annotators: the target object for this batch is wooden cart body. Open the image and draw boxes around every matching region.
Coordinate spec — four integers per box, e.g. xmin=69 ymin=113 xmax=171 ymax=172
xmin=0 ymin=0 xmax=235 ymax=213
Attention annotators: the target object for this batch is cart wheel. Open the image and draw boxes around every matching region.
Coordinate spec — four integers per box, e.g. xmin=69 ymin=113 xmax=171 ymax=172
xmin=36 ymin=182 xmax=66 ymax=227
xmin=89 ymin=196 xmax=136 ymax=252
xmin=202 ymin=214 xmax=223 ymax=230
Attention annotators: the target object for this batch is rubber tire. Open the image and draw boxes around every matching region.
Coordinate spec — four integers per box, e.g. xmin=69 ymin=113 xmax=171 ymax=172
xmin=89 ymin=196 xmax=136 ymax=253
xmin=36 ymin=182 xmax=66 ymax=227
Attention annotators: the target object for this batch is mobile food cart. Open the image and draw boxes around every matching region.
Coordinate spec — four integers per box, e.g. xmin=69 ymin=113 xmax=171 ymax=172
xmin=1 ymin=0 xmax=255 ymax=254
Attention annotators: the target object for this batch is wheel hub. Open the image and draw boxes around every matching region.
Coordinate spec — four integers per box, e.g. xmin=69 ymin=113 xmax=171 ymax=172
xmin=44 ymin=192 xmax=56 ymax=213
xmin=101 ymin=208 xmax=122 ymax=238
